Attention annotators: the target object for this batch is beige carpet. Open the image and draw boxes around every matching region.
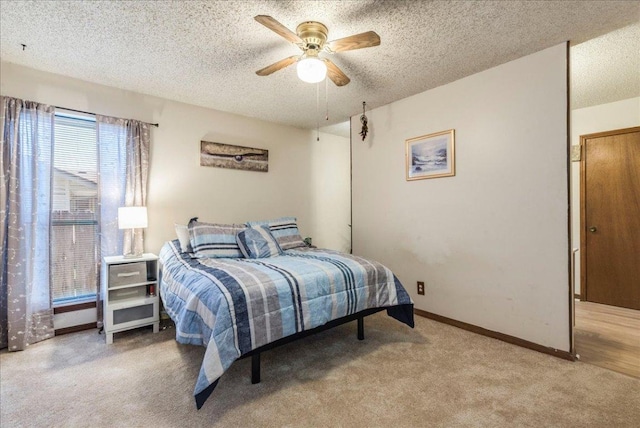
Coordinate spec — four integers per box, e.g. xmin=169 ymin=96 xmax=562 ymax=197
xmin=1 ymin=314 xmax=639 ymax=427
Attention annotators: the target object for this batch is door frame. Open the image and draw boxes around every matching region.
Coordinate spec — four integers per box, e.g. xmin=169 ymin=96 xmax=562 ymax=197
xmin=579 ymin=126 xmax=640 ymax=301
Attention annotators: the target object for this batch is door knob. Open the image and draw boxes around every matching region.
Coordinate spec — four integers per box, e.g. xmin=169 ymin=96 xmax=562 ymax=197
xmin=589 ymin=226 xmax=597 ymax=233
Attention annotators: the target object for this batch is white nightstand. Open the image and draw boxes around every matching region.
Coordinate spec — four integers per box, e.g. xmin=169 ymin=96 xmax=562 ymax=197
xmin=101 ymin=253 xmax=159 ymax=344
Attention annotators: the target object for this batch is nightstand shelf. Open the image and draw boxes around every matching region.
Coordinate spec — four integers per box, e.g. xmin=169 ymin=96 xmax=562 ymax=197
xmin=102 ymin=253 xmax=159 ymax=344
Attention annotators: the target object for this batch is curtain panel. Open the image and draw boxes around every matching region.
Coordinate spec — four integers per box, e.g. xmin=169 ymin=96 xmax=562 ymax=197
xmin=95 ymin=116 xmax=149 ymax=325
xmin=96 ymin=116 xmax=150 ymax=259
xmin=0 ymin=96 xmax=55 ymax=351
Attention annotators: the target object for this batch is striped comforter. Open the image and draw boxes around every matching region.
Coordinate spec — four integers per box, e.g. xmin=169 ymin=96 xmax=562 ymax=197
xmin=159 ymin=240 xmax=414 ymax=408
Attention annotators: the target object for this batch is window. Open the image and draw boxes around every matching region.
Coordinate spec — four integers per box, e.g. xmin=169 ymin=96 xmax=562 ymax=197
xmin=51 ymin=113 xmax=98 ymax=306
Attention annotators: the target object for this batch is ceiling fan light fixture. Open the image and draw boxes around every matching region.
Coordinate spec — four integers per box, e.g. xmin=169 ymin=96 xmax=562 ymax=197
xmin=254 ymin=15 xmax=379 ymax=86
xmin=297 ymin=57 xmax=327 ymax=83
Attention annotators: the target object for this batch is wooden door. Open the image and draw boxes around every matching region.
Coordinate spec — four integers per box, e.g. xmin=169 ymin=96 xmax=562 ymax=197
xmin=581 ymin=126 xmax=640 ymax=310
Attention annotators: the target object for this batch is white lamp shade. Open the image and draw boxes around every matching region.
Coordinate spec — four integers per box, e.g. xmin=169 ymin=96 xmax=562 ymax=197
xmin=118 ymin=206 xmax=148 ymax=229
xmin=297 ymin=57 xmax=327 ymax=83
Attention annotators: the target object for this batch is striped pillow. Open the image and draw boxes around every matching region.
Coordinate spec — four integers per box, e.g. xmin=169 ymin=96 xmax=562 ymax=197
xmin=236 ymin=225 xmax=282 ymax=259
xmin=247 ymin=217 xmax=306 ymax=250
xmin=188 ymin=218 xmax=246 ymax=258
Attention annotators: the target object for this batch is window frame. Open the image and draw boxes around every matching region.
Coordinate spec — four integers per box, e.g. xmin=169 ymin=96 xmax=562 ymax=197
xmin=51 ymin=111 xmax=99 ymax=308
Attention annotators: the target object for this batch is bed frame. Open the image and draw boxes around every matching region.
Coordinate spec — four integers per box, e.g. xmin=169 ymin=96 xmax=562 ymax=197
xmin=193 ymin=305 xmax=409 ymax=408
xmin=239 ymin=307 xmax=386 ymax=384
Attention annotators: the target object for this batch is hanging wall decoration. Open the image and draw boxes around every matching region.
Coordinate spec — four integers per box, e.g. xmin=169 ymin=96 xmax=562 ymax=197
xmin=360 ymin=101 xmax=368 ymax=141
xmin=200 ymin=141 xmax=269 ymax=172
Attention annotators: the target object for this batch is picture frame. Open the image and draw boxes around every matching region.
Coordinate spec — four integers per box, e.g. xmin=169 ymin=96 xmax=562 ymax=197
xmin=405 ymin=129 xmax=455 ymax=180
xmin=200 ymin=141 xmax=269 ymax=172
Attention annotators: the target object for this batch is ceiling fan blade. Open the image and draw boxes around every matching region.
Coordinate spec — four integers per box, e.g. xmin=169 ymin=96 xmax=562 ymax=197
xmin=324 ymin=59 xmax=350 ymax=86
xmin=254 ymin=15 xmax=303 ymax=45
xmin=326 ymin=31 xmax=380 ymax=53
xmin=256 ymin=55 xmax=299 ymax=76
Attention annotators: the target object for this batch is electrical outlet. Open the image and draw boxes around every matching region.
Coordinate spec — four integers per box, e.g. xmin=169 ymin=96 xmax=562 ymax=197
xmin=417 ymin=281 xmax=425 ymax=295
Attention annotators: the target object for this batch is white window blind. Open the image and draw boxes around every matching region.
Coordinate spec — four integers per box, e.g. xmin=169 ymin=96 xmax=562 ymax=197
xmin=51 ymin=113 xmax=99 ymax=305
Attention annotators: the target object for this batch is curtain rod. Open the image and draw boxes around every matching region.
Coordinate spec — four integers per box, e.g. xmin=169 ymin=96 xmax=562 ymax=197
xmin=54 ymin=105 xmax=159 ymax=128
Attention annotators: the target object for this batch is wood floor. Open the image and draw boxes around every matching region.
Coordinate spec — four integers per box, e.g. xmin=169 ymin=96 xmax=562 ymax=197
xmin=574 ymin=299 xmax=640 ymax=378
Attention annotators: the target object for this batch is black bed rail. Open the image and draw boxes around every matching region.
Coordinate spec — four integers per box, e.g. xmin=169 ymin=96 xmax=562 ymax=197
xmin=239 ymin=307 xmax=385 ymax=384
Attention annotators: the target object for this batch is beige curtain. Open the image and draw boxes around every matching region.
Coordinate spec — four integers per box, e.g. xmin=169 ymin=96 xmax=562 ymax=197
xmin=124 ymin=121 xmax=150 ymax=256
xmin=0 ymin=96 xmax=55 ymax=351
xmin=96 ymin=116 xmax=150 ymax=258
xmin=95 ymin=116 xmax=149 ymax=326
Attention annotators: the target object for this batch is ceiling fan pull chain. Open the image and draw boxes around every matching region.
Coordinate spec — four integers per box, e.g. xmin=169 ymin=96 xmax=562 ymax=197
xmin=325 ymin=77 xmax=329 ymax=121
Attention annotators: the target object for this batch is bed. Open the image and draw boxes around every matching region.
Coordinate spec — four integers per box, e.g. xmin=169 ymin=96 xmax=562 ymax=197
xmin=159 ymin=238 xmax=414 ymax=409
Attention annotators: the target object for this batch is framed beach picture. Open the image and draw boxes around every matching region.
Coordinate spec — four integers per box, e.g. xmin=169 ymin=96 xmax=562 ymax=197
xmin=405 ymin=129 xmax=455 ymax=180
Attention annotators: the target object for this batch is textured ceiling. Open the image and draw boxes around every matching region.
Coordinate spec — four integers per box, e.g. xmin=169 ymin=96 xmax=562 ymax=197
xmin=571 ymin=21 xmax=640 ymax=110
xmin=1 ymin=1 xmax=639 ymax=136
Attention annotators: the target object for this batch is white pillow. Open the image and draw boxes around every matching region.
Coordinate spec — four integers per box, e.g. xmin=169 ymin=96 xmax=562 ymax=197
xmin=174 ymin=223 xmax=192 ymax=253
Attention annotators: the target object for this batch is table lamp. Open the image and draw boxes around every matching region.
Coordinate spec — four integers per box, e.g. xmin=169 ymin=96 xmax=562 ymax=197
xmin=118 ymin=206 xmax=148 ymax=258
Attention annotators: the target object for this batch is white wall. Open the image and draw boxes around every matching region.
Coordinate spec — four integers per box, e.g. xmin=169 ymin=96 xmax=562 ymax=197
xmin=352 ymin=44 xmax=570 ymax=351
xmin=0 ymin=61 xmax=351 ymax=254
xmin=309 ymin=132 xmax=351 ymax=252
xmin=570 ymin=97 xmax=640 ymax=294
xmin=1 ymin=61 xmax=351 ymax=328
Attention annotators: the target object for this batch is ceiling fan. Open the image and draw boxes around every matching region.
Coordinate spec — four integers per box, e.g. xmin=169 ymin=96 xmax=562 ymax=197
xmin=254 ymin=15 xmax=381 ymax=86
